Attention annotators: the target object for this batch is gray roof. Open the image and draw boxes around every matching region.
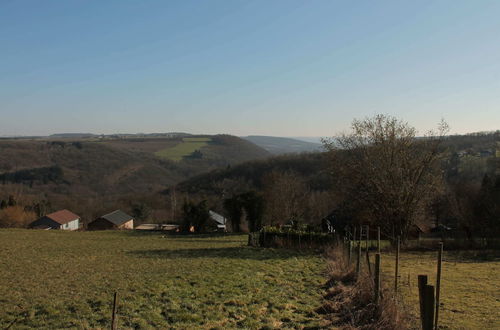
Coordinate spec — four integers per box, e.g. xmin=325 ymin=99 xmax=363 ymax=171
xmin=100 ymin=210 xmax=133 ymax=225
xmin=209 ymin=211 xmax=226 ymax=225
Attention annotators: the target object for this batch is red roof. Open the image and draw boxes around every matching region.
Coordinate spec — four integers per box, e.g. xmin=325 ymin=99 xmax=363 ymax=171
xmin=46 ymin=209 xmax=80 ymax=225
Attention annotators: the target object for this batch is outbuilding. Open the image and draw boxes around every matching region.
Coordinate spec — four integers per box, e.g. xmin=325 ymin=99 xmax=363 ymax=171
xmin=209 ymin=210 xmax=227 ymax=232
xmin=87 ymin=210 xmax=134 ymax=230
xmin=29 ymin=209 xmax=81 ymax=230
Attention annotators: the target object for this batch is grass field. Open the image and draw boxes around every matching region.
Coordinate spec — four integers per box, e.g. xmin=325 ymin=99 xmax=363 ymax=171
xmin=380 ymin=250 xmax=500 ymax=329
xmin=0 ymin=230 xmax=325 ymax=329
xmin=155 ymin=137 xmax=211 ymax=161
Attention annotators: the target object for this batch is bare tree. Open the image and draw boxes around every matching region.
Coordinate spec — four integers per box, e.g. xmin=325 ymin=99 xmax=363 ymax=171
xmin=323 ymin=114 xmax=448 ymax=242
xmin=262 ymin=170 xmax=309 ymax=226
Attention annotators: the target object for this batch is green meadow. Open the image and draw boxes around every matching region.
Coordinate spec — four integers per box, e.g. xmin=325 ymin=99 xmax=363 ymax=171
xmin=381 ymin=250 xmax=500 ymax=329
xmin=0 ymin=230 xmax=325 ymax=329
xmin=155 ymin=137 xmax=211 ymax=161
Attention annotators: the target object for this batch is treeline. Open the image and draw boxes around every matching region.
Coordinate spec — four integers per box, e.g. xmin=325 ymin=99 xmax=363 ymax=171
xmin=174 ymin=152 xmax=332 ymax=194
xmin=0 ymin=166 xmax=65 ymax=185
xmin=171 ymin=117 xmax=499 ymax=241
xmin=0 ymin=122 xmax=497 ymax=239
xmin=441 ymin=130 xmax=499 ymax=152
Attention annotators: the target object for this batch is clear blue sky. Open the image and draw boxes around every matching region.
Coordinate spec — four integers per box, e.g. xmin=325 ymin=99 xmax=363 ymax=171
xmin=1 ymin=1 xmax=499 ymax=136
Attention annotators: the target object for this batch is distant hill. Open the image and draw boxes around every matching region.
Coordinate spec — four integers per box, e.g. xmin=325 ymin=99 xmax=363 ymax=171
xmin=292 ymin=137 xmax=324 ymax=144
xmin=243 ymin=136 xmax=323 ymax=154
xmin=0 ymin=135 xmax=270 ymax=199
xmin=49 ymin=133 xmax=97 ymax=139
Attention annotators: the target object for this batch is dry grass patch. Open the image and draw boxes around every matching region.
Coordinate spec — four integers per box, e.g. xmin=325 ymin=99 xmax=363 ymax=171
xmin=320 ymin=248 xmax=409 ymax=330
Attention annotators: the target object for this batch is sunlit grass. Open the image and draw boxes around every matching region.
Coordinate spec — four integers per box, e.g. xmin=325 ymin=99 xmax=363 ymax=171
xmin=0 ymin=230 xmax=325 ymax=329
xmin=379 ymin=250 xmax=500 ymax=329
xmin=155 ymin=138 xmax=211 ymax=161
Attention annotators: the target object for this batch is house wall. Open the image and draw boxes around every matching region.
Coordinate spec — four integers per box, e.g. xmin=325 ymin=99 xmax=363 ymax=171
xmin=61 ymin=219 xmax=80 ymax=231
xmin=118 ymin=219 xmax=134 ymax=230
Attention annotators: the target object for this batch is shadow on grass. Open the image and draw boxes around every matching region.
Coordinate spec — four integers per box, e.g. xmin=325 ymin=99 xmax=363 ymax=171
xmin=120 ymin=231 xmax=246 ymax=239
xmin=128 ymin=246 xmax=317 ymax=260
xmin=442 ymin=250 xmax=500 ymax=263
xmin=163 ymin=238 xmax=247 ymax=243
xmin=402 ymin=250 xmax=500 ymax=263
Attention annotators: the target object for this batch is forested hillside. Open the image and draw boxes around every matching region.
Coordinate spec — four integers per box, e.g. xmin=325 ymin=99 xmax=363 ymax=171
xmin=0 ymin=135 xmax=270 ymax=225
xmin=172 ymin=130 xmax=499 ymax=236
xmin=243 ymin=135 xmax=322 ymax=154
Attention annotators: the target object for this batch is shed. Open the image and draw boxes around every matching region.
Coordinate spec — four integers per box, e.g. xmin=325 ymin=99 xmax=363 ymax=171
xmin=29 ymin=209 xmax=81 ymax=230
xmin=209 ymin=210 xmax=227 ymax=232
xmin=87 ymin=210 xmax=134 ymax=230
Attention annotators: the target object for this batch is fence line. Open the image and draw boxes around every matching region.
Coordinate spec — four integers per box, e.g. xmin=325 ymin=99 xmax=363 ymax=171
xmin=337 ymin=233 xmax=445 ymax=330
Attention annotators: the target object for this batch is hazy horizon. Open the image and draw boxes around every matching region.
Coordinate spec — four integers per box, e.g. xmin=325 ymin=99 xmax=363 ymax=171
xmin=1 ymin=1 xmax=500 ymax=136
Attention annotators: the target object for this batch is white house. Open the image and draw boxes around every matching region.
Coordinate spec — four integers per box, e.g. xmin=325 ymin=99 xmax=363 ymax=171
xmin=29 ymin=209 xmax=81 ymax=230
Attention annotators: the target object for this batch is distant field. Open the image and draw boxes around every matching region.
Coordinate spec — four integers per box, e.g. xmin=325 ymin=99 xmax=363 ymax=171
xmin=0 ymin=230 xmax=325 ymax=329
xmin=380 ymin=250 xmax=500 ymax=329
xmin=101 ymin=138 xmax=179 ymax=154
xmin=155 ymin=137 xmax=211 ymax=161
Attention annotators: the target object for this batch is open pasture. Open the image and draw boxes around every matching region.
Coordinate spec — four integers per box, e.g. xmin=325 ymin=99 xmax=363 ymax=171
xmin=101 ymin=138 xmax=179 ymax=154
xmin=0 ymin=230 xmax=325 ymax=329
xmin=380 ymin=250 xmax=500 ymax=329
xmin=155 ymin=137 xmax=211 ymax=161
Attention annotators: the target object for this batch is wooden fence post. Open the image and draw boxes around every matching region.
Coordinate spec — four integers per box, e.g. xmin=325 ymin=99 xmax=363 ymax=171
xmin=353 ymin=225 xmax=356 ymax=241
xmin=435 ymin=242 xmax=443 ymax=330
xmin=348 ymin=240 xmax=352 ymax=264
xmin=356 ymin=226 xmax=362 ymax=275
xmin=365 ymin=225 xmax=372 ymax=276
xmin=111 ymin=291 xmax=118 ymax=330
xmin=395 ymin=236 xmax=400 ymax=292
xmin=365 ymin=225 xmax=370 ymax=250
xmin=423 ymin=285 xmax=435 ymax=330
xmin=418 ymin=275 xmax=428 ymax=326
xmin=349 ymin=227 xmax=356 ymax=264
xmin=374 ymin=253 xmax=381 ymax=303
xmin=377 ymin=226 xmax=381 ymax=253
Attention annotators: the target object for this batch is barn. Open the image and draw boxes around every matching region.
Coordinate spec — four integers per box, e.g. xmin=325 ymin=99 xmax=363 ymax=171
xmin=87 ymin=210 xmax=134 ymax=230
xmin=29 ymin=209 xmax=81 ymax=230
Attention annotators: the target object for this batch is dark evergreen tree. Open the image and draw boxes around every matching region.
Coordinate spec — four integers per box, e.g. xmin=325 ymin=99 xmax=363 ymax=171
xmin=223 ymin=195 xmax=243 ymax=232
xmin=240 ymin=191 xmax=265 ymax=232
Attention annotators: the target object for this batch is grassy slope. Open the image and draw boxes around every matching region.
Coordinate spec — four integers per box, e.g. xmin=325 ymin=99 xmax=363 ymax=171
xmin=381 ymin=251 xmax=500 ymax=329
xmin=155 ymin=138 xmax=211 ymax=161
xmin=0 ymin=230 xmax=325 ymax=329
